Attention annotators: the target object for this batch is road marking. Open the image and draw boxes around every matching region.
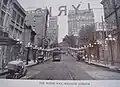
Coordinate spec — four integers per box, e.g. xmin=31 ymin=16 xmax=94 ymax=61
xmin=68 ymin=71 xmax=75 ymax=80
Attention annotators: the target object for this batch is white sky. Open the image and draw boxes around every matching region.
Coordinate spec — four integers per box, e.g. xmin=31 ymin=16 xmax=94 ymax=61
xmin=18 ymin=0 xmax=104 ymax=42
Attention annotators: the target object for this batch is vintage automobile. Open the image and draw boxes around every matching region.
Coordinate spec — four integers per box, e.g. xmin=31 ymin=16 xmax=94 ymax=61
xmin=6 ymin=60 xmax=27 ymax=79
xmin=52 ymin=51 xmax=61 ymax=61
xmin=76 ymin=50 xmax=85 ymax=61
xmin=37 ymin=54 xmax=44 ymax=64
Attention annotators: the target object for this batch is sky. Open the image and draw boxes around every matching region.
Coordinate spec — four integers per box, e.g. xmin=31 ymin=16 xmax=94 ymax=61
xmin=18 ymin=0 xmax=104 ymax=43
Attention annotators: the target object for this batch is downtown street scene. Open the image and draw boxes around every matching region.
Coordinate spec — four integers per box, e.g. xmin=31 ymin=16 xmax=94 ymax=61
xmin=1 ymin=0 xmax=120 ymax=80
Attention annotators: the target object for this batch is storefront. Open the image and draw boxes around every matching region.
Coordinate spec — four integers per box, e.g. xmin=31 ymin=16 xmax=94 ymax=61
xmin=0 ymin=31 xmax=17 ymax=70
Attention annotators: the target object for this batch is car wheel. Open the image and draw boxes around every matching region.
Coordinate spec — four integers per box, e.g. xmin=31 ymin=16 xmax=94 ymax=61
xmin=14 ymin=75 xmax=18 ymax=79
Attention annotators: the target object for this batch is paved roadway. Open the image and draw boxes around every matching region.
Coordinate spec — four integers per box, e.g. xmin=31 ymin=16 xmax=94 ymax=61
xmin=1 ymin=54 xmax=120 ymax=80
xmin=22 ymin=54 xmax=120 ymax=80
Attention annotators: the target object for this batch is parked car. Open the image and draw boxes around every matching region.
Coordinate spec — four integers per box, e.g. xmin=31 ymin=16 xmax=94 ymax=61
xmin=76 ymin=51 xmax=85 ymax=61
xmin=37 ymin=54 xmax=44 ymax=64
xmin=6 ymin=60 xmax=27 ymax=79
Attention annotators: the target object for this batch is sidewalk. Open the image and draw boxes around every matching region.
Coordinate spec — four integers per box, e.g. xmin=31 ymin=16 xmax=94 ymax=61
xmin=85 ymin=60 xmax=120 ymax=73
xmin=0 ymin=56 xmax=52 ymax=76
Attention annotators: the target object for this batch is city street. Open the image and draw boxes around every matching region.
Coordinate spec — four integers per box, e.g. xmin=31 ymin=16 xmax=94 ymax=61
xmin=20 ymin=54 xmax=120 ymax=80
xmin=1 ymin=53 xmax=120 ymax=80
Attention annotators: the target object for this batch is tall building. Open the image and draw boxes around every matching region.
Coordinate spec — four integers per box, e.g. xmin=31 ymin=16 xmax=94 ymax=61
xmin=68 ymin=4 xmax=94 ymax=36
xmin=0 ymin=0 xmax=26 ymax=68
xmin=26 ymin=8 xmax=48 ymax=47
xmin=47 ymin=16 xmax=58 ymax=46
xmin=101 ymin=0 xmax=120 ymax=66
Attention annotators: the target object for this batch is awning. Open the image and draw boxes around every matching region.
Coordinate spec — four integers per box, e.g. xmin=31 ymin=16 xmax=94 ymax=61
xmin=0 ymin=36 xmax=18 ymax=46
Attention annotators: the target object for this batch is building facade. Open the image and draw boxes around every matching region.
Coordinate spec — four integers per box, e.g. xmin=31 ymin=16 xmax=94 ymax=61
xmin=95 ymin=22 xmax=109 ymax=62
xmin=47 ymin=16 xmax=58 ymax=46
xmin=26 ymin=8 xmax=48 ymax=47
xmin=68 ymin=5 xmax=94 ymax=36
xmin=101 ymin=0 xmax=120 ymax=66
xmin=0 ymin=0 xmax=26 ymax=69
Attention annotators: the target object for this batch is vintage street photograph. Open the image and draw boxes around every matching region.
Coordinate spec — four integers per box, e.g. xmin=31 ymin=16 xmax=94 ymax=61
xmin=1 ymin=0 xmax=120 ymax=80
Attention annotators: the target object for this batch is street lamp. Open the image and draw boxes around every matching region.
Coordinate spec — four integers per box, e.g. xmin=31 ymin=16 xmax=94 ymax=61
xmin=87 ymin=43 xmax=94 ymax=62
xmin=33 ymin=45 xmax=38 ymax=63
xmin=15 ymin=38 xmax=23 ymax=60
xmin=94 ymin=41 xmax=101 ymax=62
xmin=106 ymin=35 xmax=115 ymax=66
xmin=26 ymin=42 xmax=32 ymax=65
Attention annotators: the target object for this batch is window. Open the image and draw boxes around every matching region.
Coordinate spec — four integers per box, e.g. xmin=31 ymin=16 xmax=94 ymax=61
xmin=0 ymin=11 xmax=5 ymax=26
xmin=17 ymin=31 xmax=20 ymax=39
xmin=3 ymin=0 xmax=8 ymax=6
xmin=9 ymin=25 xmax=14 ymax=37
xmin=16 ymin=29 xmax=18 ymax=38
xmin=17 ymin=14 xmax=20 ymax=23
xmin=18 ymin=30 xmax=21 ymax=39
xmin=12 ymin=10 xmax=16 ymax=21
xmin=21 ymin=18 xmax=24 ymax=26
xmin=13 ymin=29 xmax=17 ymax=39
xmin=19 ymin=31 xmax=22 ymax=40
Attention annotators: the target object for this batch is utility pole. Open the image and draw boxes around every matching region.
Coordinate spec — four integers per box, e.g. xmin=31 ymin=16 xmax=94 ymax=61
xmin=101 ymin=16 xmax=105 ymax=63
xmin=43 ymin=8 xmax=49 ymax=49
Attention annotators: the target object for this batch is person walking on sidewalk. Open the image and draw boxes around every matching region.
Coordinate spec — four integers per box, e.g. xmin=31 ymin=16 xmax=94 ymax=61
xmin=41 ymin=51 xmax=44 ymax=64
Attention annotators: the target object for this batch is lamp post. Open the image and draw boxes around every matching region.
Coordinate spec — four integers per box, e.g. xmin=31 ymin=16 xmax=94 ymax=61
xmin=26 ymin=42 xmax=32 ymax=65
xmin=33 ymin=45 xmax=38 ymax=63
xmin=16 ymin=39 xmax=23 ymax=60
xmin=106 ymin=35 xmax=115 ymax=66
xmin=87 ymin=43 xmax=94 ymax=63
xmin=94 ymin=41 xmax=100 ymax=62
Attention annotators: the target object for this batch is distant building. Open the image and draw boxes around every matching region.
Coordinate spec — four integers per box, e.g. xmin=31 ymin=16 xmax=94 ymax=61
xmin=68 ymin=4 xmax=94 ymax=36
xmin=47 ymin=16 xmax=58 ymax=46
xmin=26 ymin=8 xmax=48 ymax=47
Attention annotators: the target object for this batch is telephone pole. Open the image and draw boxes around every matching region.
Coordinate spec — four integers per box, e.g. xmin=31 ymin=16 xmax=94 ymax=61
xmin=112 ymin=0 xmax=119 ymax=63
xmin=101 ymin=16 xmax=105 ymax=62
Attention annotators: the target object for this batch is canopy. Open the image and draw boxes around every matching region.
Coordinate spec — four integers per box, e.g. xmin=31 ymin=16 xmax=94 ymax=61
xmin=0 ymin=36 xmax=18 ymax=46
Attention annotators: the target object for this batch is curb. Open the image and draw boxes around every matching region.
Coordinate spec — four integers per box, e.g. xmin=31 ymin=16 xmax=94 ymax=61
xmin=0 ymin=58 xmax=52 ymax=76
xmin=27 ymin=57 xmax=51 ymax=68
xmin=26 ymin=63 xmax=38 ymax=68
xmin=85 ymin=61 xmax=120 ymax=73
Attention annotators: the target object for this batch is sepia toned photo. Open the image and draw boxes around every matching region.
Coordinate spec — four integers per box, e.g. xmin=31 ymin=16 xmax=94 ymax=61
xmin=1 ymin=0 xmax=120 ymax=80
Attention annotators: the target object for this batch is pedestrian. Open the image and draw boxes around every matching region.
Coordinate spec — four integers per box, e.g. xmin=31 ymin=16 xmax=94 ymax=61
xmin=41 ymin=51 xmax=44 ymax=64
